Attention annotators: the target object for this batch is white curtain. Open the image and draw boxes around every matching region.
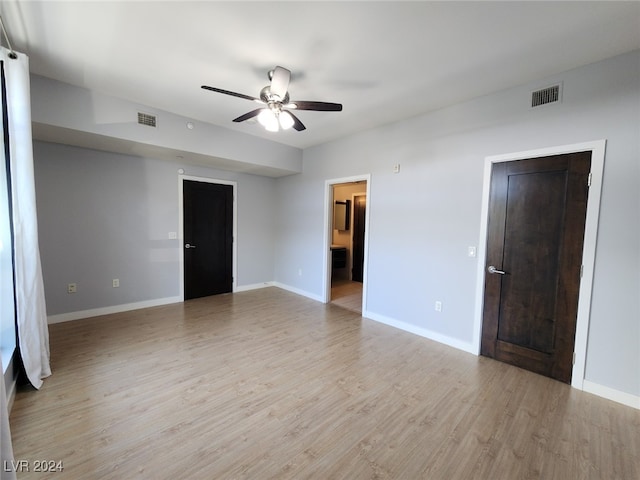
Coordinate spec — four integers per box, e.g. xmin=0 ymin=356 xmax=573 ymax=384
xmin=2 ymin=46 xmax=50 ymax=389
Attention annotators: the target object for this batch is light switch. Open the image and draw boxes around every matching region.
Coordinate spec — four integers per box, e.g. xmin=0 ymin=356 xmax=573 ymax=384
xmin=468 ymin=246 xmax=477 ymax=257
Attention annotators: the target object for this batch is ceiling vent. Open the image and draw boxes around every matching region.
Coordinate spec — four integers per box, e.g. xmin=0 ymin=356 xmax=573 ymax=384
xmin=137 ymin=112 xmax=157 ymax=127
xmin=531 ymin=84 xmax=562 ymax=108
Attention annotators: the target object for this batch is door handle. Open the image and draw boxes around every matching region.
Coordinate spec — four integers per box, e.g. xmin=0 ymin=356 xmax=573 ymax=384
xmin=185 ymin=243 xmax=197 ymax=249
xmin=488 ymin=265 xmax=506 ymax=275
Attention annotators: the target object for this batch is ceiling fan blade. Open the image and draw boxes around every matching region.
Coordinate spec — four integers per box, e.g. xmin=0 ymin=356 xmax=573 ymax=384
xmin=233 ymin=108 xmax=265 ymax=123
xmin=286 ymin=111 xmax=306 ymax=131
xmin=269 ymin=66 xmax=291 ymax=101
xmin=287 ymin=101 xmax=342 ymax=112
xmin=201 ymin=85 xmax=261 ymax=103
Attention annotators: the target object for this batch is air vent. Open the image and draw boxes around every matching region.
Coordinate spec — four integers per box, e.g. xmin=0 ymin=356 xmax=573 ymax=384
xmin=137 ymin=112 xmax=157 ymax=127
xmin=531 ymin=84 xmax=561 ymax=108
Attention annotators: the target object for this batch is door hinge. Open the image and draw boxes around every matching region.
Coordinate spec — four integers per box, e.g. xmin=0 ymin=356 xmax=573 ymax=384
xmin=587 ymin=172 xmax=592 ymax=187
xmin=580 ymin=264 xmax=584 ymax=278
xmin=572 ymin=352 xmax=576 ymax=365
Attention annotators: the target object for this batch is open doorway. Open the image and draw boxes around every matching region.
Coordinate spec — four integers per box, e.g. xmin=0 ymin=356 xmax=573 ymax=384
xmin=325 ymin=177 xmax=369 ymax=314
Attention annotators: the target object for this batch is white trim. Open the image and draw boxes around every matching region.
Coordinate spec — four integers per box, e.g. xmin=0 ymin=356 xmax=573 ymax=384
xmin=323 ymin=175 xmax=371 ymax=313
xmin=178 ymin=174 xmax=238 ymax=301
xmin=272 ymin=282 xmax=324 ymax=303
xmin=235 ymin=282 xmax=275 ymax=292
xmin=363 ymin=310 xmax=476 ymax=354
xmin=583 ymin=380 xmax=640 ymax=410
xmin=4 ymin=354 xmax=16 ymax=412
xmin=47 ymin=296 xmax=181 ymax=324
xmin=472 ymin=140 xmax=606 ymax=391
xmin=6 ymin=375 xmax=15 ymax=412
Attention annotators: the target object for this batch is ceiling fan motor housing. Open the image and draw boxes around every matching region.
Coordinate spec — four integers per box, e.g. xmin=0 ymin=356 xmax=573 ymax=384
xmin=260 ymin=86 xmax=289 ymax=105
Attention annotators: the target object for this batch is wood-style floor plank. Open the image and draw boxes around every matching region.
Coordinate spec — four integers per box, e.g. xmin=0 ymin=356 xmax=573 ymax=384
xmin=8 ymin=287 xmax=640 ymax=479
xmin=331 ymin=279 xmax=363 ymax=313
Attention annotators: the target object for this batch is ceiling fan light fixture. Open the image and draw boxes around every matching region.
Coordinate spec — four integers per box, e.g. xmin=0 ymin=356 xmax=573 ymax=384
xmin=279 ymin=111 xmax=294 ymax=130
xmin=258 ymin=109 xmax=279 ymax=131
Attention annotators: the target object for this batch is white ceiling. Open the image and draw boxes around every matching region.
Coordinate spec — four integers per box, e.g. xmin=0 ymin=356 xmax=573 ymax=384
xmin=1 ymin=1 xmax=639 ymax=150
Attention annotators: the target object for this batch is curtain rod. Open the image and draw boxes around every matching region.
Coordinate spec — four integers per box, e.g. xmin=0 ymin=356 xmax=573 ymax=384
xmin=0 ymin=15 xmax=18 ymax=59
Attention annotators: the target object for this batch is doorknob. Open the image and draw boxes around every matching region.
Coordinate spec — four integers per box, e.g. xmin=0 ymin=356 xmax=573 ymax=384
xmin=185 ymin=243 xmax=197 ymax=249
xmin=488 ymin=265 xmax=506 ymax=275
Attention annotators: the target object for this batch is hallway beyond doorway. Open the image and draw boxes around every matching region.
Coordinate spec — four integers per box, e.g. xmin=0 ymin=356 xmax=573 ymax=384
xmin=331 ymin=278 xmax=363 ymax=314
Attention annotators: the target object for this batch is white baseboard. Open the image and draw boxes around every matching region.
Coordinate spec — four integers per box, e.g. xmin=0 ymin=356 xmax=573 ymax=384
xmin=6 ymin=375 xmax=16 ymax=412
xmin=47 ymin=296 xmax=181 ymax=324
xmin=4 ymin=354 xmax=16 ymax=412
xmin=362 ymin=310 xmax=477 ymax=354
xmin=582 ymin=379 xmax=640 ymax=410
xmin=235 ymin=282 xmax=275 ymax=292
xmin=271 ymin=282 xmax=324 ymax=303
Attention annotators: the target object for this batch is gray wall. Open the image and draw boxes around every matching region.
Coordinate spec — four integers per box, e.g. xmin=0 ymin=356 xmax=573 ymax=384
xmin=34 ymin=141 xmax=277 ymax=315
xmin=273 ymin=51 xmax=640 ymax=398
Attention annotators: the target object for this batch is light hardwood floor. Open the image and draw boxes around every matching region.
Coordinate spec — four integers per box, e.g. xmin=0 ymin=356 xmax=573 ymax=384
xmin=9 ymin=288 xmax=640 ymax=479
xmin=331 ymin=279 xmax=363 ymax=314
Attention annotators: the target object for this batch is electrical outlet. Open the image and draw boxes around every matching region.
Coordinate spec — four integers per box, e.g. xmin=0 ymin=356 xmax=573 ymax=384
xmin=435 ymin=301 xmax=442 ymax=312
xmin=112 ymin=279 xmax=120 ymax=288
xmin=67 ymin=283 xmax=77 ymax=294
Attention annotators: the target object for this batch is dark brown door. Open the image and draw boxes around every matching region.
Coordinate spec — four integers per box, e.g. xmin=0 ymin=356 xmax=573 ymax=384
xmin=352 ymin=195 xmax=366 ymax=283
xmin=183 ymin=180 xmax=233 ymax=300
xmin=481 ymin=152 xmax=591 ymax=384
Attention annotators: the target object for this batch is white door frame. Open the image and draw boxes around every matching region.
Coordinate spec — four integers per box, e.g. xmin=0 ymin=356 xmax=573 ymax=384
xmin=472 ymin=140 xmax=606 ymax=390
xmin=178 ymin=173 xmax=238 ymax=301
xmin=323 ymin=174 xmax=371 ymax=310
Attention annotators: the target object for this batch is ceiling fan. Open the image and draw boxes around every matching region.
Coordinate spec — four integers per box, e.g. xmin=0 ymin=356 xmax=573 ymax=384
xmin=201 ymin=66 xmax=342 ymax=132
